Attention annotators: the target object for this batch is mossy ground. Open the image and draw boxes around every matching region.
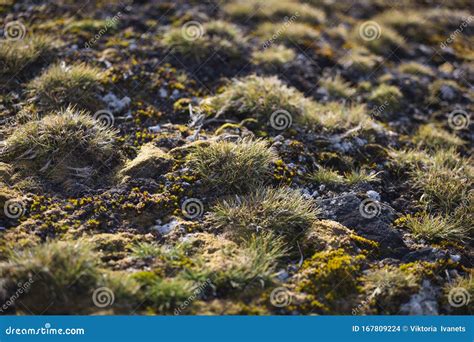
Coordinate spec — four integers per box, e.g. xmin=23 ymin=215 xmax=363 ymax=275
xmin=0 ymin=0 xmax=472 ymax=315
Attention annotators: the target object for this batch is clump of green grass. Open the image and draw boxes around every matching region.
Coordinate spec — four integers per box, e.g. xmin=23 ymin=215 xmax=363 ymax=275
xmin=201 ymin=74 xmax=315 ymax=124
xmin=206 ymin=187 xmax=319 ymax=242
xmin=0 ymin=240 xmax=137 ymax=313
xmin=27 ymin=62 xmax=104 ymax=111
xmin=369 ymin=84 xmax=402 ymax=111
xmin=352 ymin=22 xmax=405 ymax=56
xmin=403 ymin=213 xmax=470 ymax=242
xmin=254 ymin=22 xmax=319 ymax=47
xmin=3 ymin=107 xmax=119 ymax=193
xmin=186 ymin=138 xmax=276 ymax=195
xmin=319 ymin=74 xmax=356 ymax=99
xmin=411 ymin=149 xmax=473 ymax=214
xmin=186 ymin=232 xmax=287 ymax=292
xmin=309 ymin=167 xmax=379 ymax=186
xmin=224 ymin=0 xmax=325 ymax=24
xmin=309 ymin=167 xmax=344 ymax=185
xmin=315 ymin=102 xmax=374 ymax=130
xmin=0 ymin=35 xmax=55 ymax=78
xmin=131 ymin=242 xmax=162 ymax=259
xmin=201 ymin=75 xmax=372 ymax=131
xmin=339 ymin=48 xmax=382 ymax=74
xmin=344 ymin=169 xmax=380 ymax=185
xmin=162 ymin=20 xmax=247 ymax=64
xmin=251 ymin=45 xmax=296 ymax=69
xmin=398 ymin=62 xmax=434 ymax=77
xmin=413 ymin=124 xmax=464 ymax=150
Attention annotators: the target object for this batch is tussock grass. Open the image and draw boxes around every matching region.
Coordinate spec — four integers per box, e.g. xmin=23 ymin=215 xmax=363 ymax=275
xmin=320 ymin=74 xmax=356 ymax=99
xmin=398 ymin=62 xmax=434 ymax=77
xmin=254 ymin=22 xmax=319 ymax=47
xmin=0 ymin=35 xmax=55 ymax=78
xmin=411 ymin=149 xmax=473 ymax=214
xmin=251 ymin=45 xmax=296 ymax=68
xmin=206 ymin=187 xmax=319 ymax=242
xmin=224 ymin=0 xmax=325 ymax=24
xmin=27 ymin=62 xmax=104 ymax=111
xmin=162 ymin=20 xmax=247 ymax=64
xmin=369 ymin=84 xmax=402 ymax=110
xmin=339 ymin=48 xmax=382 ymax=74
xmin=187 ymin=138 xmax=276 ymax=195
xmin=404 ymin=213 xmax=470 ymax=242
xmin=0 ymin=240 xmax=137 ymax=313
xmin=3 ymin=107 xmax=119 ymax=192
xmin=413 ymin=124 xmax=464 ymax=150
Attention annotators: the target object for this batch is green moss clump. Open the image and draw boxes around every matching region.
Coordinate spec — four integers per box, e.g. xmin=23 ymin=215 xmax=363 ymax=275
xmin=3 ymin=107 xmax=120 ymax=193
xmin=119 ymin=142 xmax=174 ymax=180
xmin=398 ymin=62 xmax=434 ymax=77
xmin=186 ymin=138 xmax=276 ymax=195
xmin=206 ymin=187 xmax=318 ymax=243
xmin=291 ymin=249 xmax=366 ymax=313
xmin=27 ymin=62 xmax=104 ymax=111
